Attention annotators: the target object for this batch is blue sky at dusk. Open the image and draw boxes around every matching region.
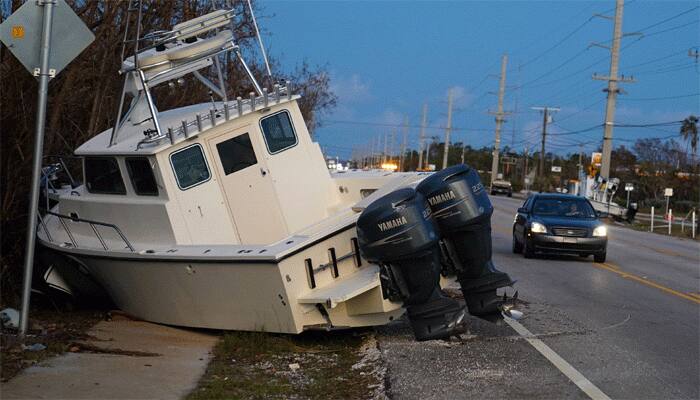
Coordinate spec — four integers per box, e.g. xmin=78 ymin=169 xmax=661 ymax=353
xmin=260 ymin=1 xmax=699 ymax=160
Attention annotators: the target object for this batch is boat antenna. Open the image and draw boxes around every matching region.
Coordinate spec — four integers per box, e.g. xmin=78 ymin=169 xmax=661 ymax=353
xmin=246 ymin=0 xmax=273 ymax=82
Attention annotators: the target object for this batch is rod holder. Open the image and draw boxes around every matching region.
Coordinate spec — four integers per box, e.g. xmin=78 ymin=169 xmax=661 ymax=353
xmin=263 ymin=88 xmax=269 ymax=108
xmin=223 ymin=103 xmax=230 ymax=120
xmin=167 ymin=127 xmax=175 ymax=145
xmin=274 ymin=84 xmax=281 ymax=103
xmin=250 ymin=92 xmax=256 ymax=111
xmin=209 ymin=109 xmax=217 ymax=127
xmin=237 ymin=96 xmax=243 ymax=116
xmin=286 ymin=80 xmax=292 ymax=100
xmin=181 ymin=120 xmax=189 ymax=138
xmin=196 ymin=114 xmax=203 ymax=132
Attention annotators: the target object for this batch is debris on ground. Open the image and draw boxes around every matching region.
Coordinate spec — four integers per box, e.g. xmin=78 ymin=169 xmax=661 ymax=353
xmin=22 ymin=343 xmax=47 ymax=352
xmin=0 ymin=308 xmax=103 ymax=382
xmin=1 ymin=308 xmax=19 ymax=329
xmin=187 ymin=330 xmax=387 ymax=400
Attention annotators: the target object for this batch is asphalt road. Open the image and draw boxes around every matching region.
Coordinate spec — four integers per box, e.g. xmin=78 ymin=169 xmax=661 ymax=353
xmin=378 ymin=194 xmax=700 ymax=400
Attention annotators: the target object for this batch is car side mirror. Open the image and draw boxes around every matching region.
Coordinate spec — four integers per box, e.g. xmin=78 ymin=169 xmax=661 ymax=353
xmin=517 ymin=207 xmax=528 ymax=214
xmin=597 ymin=210 xmax=609 ymax=218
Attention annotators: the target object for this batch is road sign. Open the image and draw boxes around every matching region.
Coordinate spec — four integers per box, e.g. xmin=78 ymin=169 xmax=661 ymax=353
xmin=664 ymin=188 xmax=673 ymax=197
xmin=0 ymin=0 xmax=94 ymax=78
xmin=551 ymin=166 xmax=562 ymax=173
xmin=0 ymin=0 xmax=93 ymax=336
xmin=625 ymin=183 xmax=634 ymax=192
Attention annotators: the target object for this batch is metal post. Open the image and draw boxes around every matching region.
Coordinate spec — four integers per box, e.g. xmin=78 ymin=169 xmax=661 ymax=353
xmin=626 ymin=189 xmax=630 ymax=208
xmin=668 ymin=209 xmax=672 ymax=235
xmin=250 ymin=92 xmax=256 ymax=111
xmin=692 ymin=210 xmax=696 ymax=239
xmin=20 ymin=0 xmax=55 ymax=336
xmin=181 ymin=120 xmax=189 ymax=138
xmin=209 ymin=109 xmax=217 ymax=126
xmin=650 ymin=206 xmax=654 ymax=232
xmin=167 ymin=127 xmax=175 ymax=145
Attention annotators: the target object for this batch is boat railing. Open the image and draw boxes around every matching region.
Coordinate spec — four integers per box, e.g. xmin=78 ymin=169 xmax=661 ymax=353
xmin=41 ymin=155 xmax=83 ymax=210
xmin=136 ymin=82 xmax=292 ymax=149
xmin=38 ymin=211 xmax=135 ymax=252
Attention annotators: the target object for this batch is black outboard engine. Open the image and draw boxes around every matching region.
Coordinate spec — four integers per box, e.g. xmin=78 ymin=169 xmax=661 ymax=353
xmin=416 ymin=164 xmax=517 ymax=320
xmin=356 ymin=188 xmax=466 ymax=341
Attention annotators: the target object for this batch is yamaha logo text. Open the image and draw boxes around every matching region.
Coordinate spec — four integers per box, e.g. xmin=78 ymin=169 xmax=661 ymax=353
xmin=377 ymin=216 xmax=408 ymax=232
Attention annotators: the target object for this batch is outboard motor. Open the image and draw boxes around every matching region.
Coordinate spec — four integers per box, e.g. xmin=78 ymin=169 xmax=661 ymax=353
xmin=357 ymin=188 xmax=466 ymax=341
xmin=416 ymin=164 xmax=518 ymax=321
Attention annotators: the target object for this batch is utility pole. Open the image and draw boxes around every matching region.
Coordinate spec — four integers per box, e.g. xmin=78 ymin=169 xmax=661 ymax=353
xmin=442 ymin=89 xmax=454 ymax=170
xmin=523 ymin=145 xmax=529 ymax=190
xmin=461 ymin=145 xmax=466 ymax=164
xmin=418 ymin=103 xmax=427 ymax=170
xmin=399 ymin=117 xmax=408 ymax=171
xmin=382 ymin=132 xmax=388 ymax=164
xmin=578 ymin=145 xmax=584 ymax=196
xmin=531 ymin=106 xmax=560 ymax=181
xmin=389 ymin=128 xmax=396 ymax=165
xmin=489 ymin=54 xmax=509 ymax=185
xmin=592 ymin=0 xmax=635 ymax=180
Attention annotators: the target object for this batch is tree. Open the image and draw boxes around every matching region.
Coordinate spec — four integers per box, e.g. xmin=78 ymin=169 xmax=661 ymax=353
xmin=680 ymin=115 xmax=699 ymax=202
xmin=0 ymin=0 xmax=336 ymax=302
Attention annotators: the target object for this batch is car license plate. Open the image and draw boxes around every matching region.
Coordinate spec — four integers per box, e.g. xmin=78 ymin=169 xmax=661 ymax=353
xmin=563 ymin=237 xmax=577 ymax=244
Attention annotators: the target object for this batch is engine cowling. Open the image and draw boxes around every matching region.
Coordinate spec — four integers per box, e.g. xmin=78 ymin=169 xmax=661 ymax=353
xmin=416 ymin=164 xmax=516 ymax=319
xmin=356 ymin=187 xmax=465 ymax=341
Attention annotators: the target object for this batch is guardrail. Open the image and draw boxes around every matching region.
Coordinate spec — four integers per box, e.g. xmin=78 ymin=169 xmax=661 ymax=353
xmin=647 ymin=206 xmax=696 ymax=238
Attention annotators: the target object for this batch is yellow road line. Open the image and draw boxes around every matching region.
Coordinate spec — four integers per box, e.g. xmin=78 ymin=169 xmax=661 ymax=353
xmin=593 ymin=262 xmax=700 ymax=305
xmin=687 ymin=292 xmax=700 ymax=300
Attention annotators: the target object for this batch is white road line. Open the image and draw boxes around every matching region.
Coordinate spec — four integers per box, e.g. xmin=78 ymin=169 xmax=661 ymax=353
xmin=504 ymin=317 xmax=612 ymax=400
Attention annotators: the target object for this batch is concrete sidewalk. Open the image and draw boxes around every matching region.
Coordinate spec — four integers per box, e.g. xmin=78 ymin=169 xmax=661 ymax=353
xmin=1 ymin=318 xmax=218 ymax=399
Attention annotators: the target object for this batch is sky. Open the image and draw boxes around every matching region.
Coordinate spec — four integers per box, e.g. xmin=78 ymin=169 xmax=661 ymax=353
xmin=258 ymin=1 xmax=699 ymax=160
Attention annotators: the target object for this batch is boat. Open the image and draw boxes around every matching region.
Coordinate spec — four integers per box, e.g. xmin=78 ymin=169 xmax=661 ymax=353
xmin=36 ymin=5 xmax=519 ymax=341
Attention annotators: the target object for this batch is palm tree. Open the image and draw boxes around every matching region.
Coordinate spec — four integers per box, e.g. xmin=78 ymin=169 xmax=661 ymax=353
xmin=681 ymin=115 xmax=698 ymax=157
xmin=680 ymin=115 xmax=699 ymax=203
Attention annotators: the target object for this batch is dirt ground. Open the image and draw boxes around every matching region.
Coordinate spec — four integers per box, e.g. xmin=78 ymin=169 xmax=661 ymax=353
xmin=1 ymin=306 xmax=104 ymax=382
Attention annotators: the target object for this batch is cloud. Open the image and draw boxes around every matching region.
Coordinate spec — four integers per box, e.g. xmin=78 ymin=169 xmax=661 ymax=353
xmin=446 ymin=85 xmax=476 ymax=109
xmin=331 ymin=74 xmax=372 ymax=105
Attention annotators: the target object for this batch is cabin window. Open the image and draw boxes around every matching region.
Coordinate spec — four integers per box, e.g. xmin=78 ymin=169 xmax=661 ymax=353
xmin=125 ymin=157 xmax=158 ymax=196
xmin=85 ymin=157 xmax=127 ymax=195
xmin=216 ymin=133 xmax=258 ymax=175
xmin=169 ymin=144 xmax=211 ymax=190
xmin=260 ymin=110 xmax=297 ymax=154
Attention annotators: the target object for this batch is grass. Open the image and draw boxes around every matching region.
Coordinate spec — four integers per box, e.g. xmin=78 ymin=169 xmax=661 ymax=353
xmin=187 ymin=329 xmax=383 ymax=400
xmin=625 ymin=220 xmax=699 ymax=241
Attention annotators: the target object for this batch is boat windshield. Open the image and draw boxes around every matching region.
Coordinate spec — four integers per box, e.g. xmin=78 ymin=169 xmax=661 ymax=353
xmin=532 ymin=198 xmax=596 ymax=218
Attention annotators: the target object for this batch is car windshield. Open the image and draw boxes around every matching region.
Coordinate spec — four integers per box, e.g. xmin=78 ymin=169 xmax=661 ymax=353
xmin=532 ymin=198 xmax=596 ymax=218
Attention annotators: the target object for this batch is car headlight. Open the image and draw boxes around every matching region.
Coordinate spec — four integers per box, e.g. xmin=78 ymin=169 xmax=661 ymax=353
xmin=530 ymin=222 xmax=547 ymax=234
xmin=593 ymin=225 xmax=607 ymax=237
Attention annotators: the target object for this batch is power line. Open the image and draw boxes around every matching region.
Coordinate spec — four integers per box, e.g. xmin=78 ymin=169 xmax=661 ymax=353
xmin=619 ymin=93 xmax=699 ymax=101
xmin=320 ymin=119 xmax=495 ymax=133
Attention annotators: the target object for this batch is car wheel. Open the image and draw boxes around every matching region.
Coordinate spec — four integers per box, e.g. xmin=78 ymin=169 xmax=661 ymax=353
xmin=507 ymin=192 xmax=512 ymax=198
xmin=594 ymin=252 xmax=607 ymax=263
xmin=523 ymin=240 xmax=535 ymax=258
xmin=512 ymin=233 xmax=523 ymax=254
